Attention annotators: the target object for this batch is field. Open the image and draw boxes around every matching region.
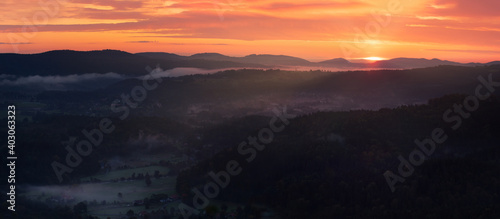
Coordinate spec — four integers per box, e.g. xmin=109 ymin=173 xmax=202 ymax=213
xmin=22 ymin=164 xmax=178 ymax=218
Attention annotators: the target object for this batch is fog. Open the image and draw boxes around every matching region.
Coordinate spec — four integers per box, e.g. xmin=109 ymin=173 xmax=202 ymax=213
xmin=1 ymin=67 xmax=382 ymax=92
xmin=24 ymin=183 xmax=123 ymax=203
xmin=127 ymin=131 xmax=171 ymax=153
xmin=0 ymin=68 xmax=247 ymax=92
xmin=145 ymin=67 xmax=247 ymax=78
xmin=0 ymin=72 xmax=125 ymax=91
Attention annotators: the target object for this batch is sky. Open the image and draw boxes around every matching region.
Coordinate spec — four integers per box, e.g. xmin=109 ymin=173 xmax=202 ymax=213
xmin=0 ymin=0 xmax=499 ymax=62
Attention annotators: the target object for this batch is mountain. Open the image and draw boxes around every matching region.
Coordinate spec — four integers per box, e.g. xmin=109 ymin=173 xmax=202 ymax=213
xmin=137 ymin=52 xmax=313 ymax=67
xmin=1 ymin=50 xmax=499 ymax=77
xmin=487 ymin=61 xmax=500 ymax=66
xmin=239 ymin=54 xmax=312 ymax=66
xmin=0 ymin=50 xmax=175 ymax=76
xmin=317 ymin=58 xmax=361 ymax=68
xmin=0 ymin=50 xmax=265 ymax=76
xmin=136 ymin=52 xmax=185 ymax=61
xmin=175 ymin=94 xmax=500 ymax=218
xmin=172 ymin=52 xmax=313 ymax=66
xmin=318 ymin=58 xmax=351 ymax=65
xmin=32 ymin=64 xmax=500 ymax=118
xmin=137 ymin=52 xmax=499 ymax=69
xmin=368 ymin=58 xmax=467 ymax=69
xmin=187 ymin=53 xmax=235 ymax=61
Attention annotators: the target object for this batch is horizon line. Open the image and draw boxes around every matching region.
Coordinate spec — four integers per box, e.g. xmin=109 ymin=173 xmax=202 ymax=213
xmin=2 ymin=49 xmax=499 ymax=64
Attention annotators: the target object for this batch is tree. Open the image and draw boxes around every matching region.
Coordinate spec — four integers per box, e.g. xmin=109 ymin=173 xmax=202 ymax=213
xmin=73 ymin=201 xmax=87 ymax=215
xmin=126 ymin=209 xmax=135 ymax=217
xmin=145 ymin=174 xmax=152 ymax=187
xmin=144 ymin=198 xmax=150 ymax=209
xmin=205 ymin=204 xmax=219 ymax=217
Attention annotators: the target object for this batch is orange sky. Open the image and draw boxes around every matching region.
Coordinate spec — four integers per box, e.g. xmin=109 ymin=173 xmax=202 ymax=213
xmin=1 ymin=0 xmax=499 ymax=62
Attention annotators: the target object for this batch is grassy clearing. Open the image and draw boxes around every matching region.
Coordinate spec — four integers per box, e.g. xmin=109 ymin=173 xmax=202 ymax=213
xmin=22 ymin=176 xmax=177 ymax=204
xmin=21 ymin=158 xmax=184 ymax=218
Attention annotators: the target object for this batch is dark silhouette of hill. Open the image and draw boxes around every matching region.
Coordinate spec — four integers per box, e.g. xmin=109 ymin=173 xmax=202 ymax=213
xmin=1 ymin=50 xmax=499 ymax=77
xmin=2 ymin=62 xmax=500 ymax=218
xmin=135 ymin=52 xmax=498 ymax=69
xmin=368 ymin=57 xmax=467 ymax=69
xmin=140 ymin=52 xmax=313 ymax=66
xmin=239 ymin=54 xmax=312 ymax=66
xmin=187 ymin=52 xmax=235 ymax=61
xmin=318 ymin=58 xmax=362 ymax=68
xmin=136 ymin=52 xmax=185 ymax=61
xmin=487 ymin=61 xmax=500 ymax=65
xmin=318 ymin=58 xmax=351 ymax=65
xmin=0 ymin=49 xmax=172 ymax=76
xmin=176 ymin=94 xmax=500 ymax=218
xmin=28 ymin=65 xmax=500 ymax=122
xmin=0 ymin=50 xmax=266 ymax=76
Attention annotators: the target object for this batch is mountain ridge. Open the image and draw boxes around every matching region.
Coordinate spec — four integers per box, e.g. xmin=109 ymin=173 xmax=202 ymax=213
xmin=1 ymin=49 xmax=498 ymax=76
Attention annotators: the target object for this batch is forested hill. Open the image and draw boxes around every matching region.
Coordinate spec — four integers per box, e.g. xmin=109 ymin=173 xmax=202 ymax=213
xmin=0 ymin=50 xmax=267 ymax=76
xmin=176 ymin=94 xmax=500 ymax=218
xmin=30 ymin=65 xmax=500 ymax=122
xmin=1 ymin=50 xmax=498 ymax=76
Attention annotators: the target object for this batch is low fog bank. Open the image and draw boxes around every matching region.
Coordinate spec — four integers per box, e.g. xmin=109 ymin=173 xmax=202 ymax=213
xmin=0 ymin=72 xmax=125 ymax=92
xmin=0 ymin=67 xmax=246 ymax=92
xmin=0 ymin=66 xmax=384 ymax=93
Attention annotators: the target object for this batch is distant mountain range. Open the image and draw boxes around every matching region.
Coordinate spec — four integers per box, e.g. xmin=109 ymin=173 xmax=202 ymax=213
xmin=1 ymin=49 xmax=498 ymax=76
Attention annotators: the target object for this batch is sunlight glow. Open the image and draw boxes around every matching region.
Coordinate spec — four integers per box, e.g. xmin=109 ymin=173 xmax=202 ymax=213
xmin=363 ymin=57 xmax=386 ymax=61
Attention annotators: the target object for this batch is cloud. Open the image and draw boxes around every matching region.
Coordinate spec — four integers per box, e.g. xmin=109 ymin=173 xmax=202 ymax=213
xmin=0 ymin=42 xmax=32 ymax=44
xmin=259 ymin=1 xmax=370 ymax=11
xmin=126 ymin=40 xmax=158 ymax=43
xmin=78 ymin=8 xmax=147 ymax=19
xmin=165 ymin=43 xmax=230 ymax=46
xmin=430 ymin=0 xmax=500 ymax=17
xmin=427 ymin=49 xmax=500 ymax=54
xmin=71 ymin=0 xmax=143 ymax=10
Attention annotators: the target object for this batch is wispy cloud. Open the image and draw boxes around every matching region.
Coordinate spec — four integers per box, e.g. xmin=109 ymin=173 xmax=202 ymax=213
xmin=0 ymin=42 xmax=32 ymax=44
xmin=126 ymin=40 xmax=158 ymax=43
xmin=427 ymin=49 xmax=500 ymax=54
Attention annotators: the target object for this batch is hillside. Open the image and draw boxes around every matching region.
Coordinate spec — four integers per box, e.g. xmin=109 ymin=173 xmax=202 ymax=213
xmin=176 ymin=94 xmax=500 ymax=218
xmin=1 ymin=50 xmax=498 ymax=77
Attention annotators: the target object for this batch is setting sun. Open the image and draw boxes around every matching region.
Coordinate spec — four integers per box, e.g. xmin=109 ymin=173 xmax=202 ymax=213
xmin=363 ymin=57 xmax=387 ymax=61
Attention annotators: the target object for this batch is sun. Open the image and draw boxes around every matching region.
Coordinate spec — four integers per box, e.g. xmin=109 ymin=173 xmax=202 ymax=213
xmin=363 ymin=57 xmax=386 ymax=61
